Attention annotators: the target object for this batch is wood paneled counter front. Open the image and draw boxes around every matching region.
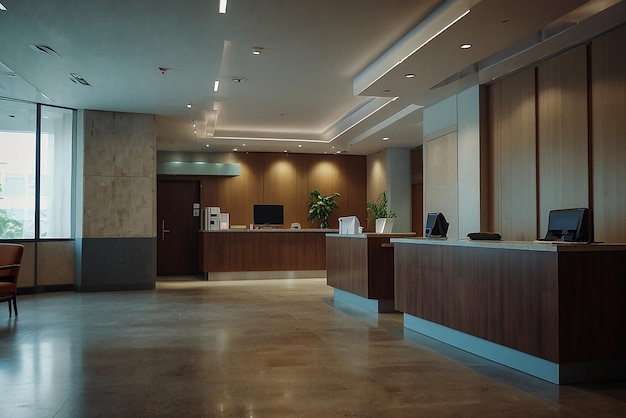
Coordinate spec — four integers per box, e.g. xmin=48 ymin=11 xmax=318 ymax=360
xmin=326 ymin=233 xmax=415 ymax=312
xmin=391 ymin=238 xmax=626 ymax=384
xmin=201 ymin=229 xmax=331 ymax=278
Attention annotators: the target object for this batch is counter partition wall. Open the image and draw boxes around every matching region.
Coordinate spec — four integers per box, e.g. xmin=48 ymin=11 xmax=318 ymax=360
xmin=392 ymin=238 xmax=626 ymax=384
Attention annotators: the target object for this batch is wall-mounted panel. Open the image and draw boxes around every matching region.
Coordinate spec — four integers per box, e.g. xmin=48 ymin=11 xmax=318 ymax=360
xmin=592 ymin=25 xmax=626 ymax=243
xmin=488 ymin=68 xmax=537 ymax=241
xmin=537 ymin=45 xmax=589 ymax=235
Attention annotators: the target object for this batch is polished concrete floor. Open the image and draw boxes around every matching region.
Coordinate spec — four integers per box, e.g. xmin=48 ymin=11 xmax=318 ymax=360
xmin=2 ymin=278 xmax=625 ymax=417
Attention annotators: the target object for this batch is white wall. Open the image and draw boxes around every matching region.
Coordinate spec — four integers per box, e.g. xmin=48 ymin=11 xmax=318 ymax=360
xmin=386 ymin=148 xmax=411 ymax=233
xmin=423 ymin=85 xmax=482 ymax=239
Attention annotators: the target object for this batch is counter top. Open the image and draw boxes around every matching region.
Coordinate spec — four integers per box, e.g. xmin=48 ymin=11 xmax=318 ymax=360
xmin=201 ymin=228 xmax=337 ymax=233
xmin=326 ymin=232 xmax=416 ymax=239
xmin=390 ymin=237 xmax=626 ymax=252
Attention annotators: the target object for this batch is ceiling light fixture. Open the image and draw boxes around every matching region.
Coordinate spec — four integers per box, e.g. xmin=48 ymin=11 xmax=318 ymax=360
xmin=219 ymin=0 xmax=227 ymax=14
xmin=252 ymin=47 xmax=263 ymax=55
xmin=187 ymin=103 xmax=192 ymax=108
xmin=405 ymin=73 xmax=416 ymax=78
xmin=0 ymin=3 xmax=6 ymax=11
xmin=213 ymin=80 xmax=220 ymax=92
xmin=460 ymin=43 xmax=472 ymax=49
xmin=382 ymin=137 xmax=390 ymax=141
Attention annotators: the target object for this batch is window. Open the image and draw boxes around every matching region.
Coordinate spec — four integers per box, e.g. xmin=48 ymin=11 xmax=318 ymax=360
xmin=40 ymin=106 xmax=74 ymax=238
xmin=0 ymin=99 xmax=74 ymax=239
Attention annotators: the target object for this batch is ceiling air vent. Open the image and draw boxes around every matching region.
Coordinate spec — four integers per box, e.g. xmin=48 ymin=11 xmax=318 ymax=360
xmin=69 ymin=73 xmax=90 ymax=86
xmin=29 ymin=44 xmax=61 ymax=57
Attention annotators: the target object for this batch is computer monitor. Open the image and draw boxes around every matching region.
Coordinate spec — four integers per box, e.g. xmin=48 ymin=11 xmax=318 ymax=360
xmin=338 ymin=216 xmax=361 ymax=234
xmin=253 ymin=204 xmax=284 ymax=227
xmin=425 ymin=212 xmax=449 ymax=238
xmin=543 ymin=207 xmax=590 ymax=242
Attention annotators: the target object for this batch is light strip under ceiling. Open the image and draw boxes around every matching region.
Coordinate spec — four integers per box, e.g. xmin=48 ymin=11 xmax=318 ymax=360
xmin=219 ymin=0 xmax=227 ymax=14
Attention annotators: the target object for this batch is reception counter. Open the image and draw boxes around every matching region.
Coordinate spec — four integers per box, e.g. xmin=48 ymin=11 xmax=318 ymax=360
xmin=392 ymin=238 xmax=626 ymax=384
xmin=326 ymin=233 xmax=415 ymax=312
xmin=201 ymin=229 xmax=332 ymax=279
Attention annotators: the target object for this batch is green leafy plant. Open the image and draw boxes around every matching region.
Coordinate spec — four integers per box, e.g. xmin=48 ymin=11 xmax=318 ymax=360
xmin=366 ymin=191 xmax=396 ymax=223
xmin=0 ymin=183 xmax=23 ymax=239
xmin=307 ymin=189 xmax=340 ymax=229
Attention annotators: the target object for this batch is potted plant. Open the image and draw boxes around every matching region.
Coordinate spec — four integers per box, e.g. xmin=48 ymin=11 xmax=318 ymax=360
xmin=366 ymin=191 xmax=396 ymax=233
xmin=307 ymin=189 xmax=340 ymax=229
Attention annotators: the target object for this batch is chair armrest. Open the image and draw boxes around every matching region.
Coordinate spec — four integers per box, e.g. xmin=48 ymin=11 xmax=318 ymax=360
xmin=0 ymin=264 xmax=20 ymax=271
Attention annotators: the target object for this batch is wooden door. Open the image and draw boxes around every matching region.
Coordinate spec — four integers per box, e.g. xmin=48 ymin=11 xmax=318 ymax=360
xmin=157 ymin=180 xmax=201 ymax=276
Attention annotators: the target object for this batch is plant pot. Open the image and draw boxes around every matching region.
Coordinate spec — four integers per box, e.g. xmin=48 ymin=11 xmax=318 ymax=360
xmin=375 ymin=218 xmax=394 ymax=233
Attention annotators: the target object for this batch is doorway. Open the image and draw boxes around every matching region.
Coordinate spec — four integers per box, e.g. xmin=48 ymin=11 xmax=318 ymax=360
xmin=157 ymin=180 xmax=201 ymax=276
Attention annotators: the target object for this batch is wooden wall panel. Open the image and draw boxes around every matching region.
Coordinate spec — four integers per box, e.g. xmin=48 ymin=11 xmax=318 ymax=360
xmin=263 ymin=153 xmax=299 ymax=226
xmin=293 ymin=153 xmax=311 ymax=227
xmin=344 ymin=155 xmax=368 ymax=225
xmin=308 ymin=154 xmax=347 ymax=229
xmin=411 ymin=147 xmax=424 ymax=235
xmin=592 ymin=25 xmax=626 ymax=243
xmin=217 ymin=153 xmax=264 ymax=226
xmin=537 ymin=45 xmax=589 ymax=235
xmin=168 ymin=152 xmax=367 ymax=229
xmin=488 ymin=68 xmax=537 ymax=241
xmin=37 ymin=241 xmax=75 ymax=286
xmin=488 ymin=82 xmax=503 ymax=234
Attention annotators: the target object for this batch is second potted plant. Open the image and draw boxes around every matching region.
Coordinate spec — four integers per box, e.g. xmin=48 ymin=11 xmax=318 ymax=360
xmin=366 ymin=191 xmax=396 ymax=233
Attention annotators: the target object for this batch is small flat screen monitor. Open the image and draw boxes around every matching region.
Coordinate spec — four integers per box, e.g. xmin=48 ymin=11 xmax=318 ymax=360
xmin=253 ymin=204 xmax=284 ymax=227
xmin=338 ymin=216 xmax=361 ymax=234
xmin=425 ymin=212 xmax=449 ymax=238
xmin=542 ymin=207 xmax=589 ymax=242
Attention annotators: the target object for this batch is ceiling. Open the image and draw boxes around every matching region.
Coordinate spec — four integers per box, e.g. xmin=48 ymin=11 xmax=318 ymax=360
xmin=1 ymin=0 xmax=625 ymax=155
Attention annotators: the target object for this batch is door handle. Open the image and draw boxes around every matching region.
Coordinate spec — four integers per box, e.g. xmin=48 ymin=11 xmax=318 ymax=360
xmin=162 ymin=220 xmax=171 ymax=241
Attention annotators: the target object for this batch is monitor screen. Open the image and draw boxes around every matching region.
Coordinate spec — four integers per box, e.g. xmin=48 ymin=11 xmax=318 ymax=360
xmin=253 ymin=204 xmax=284 ymax=226
xmin=543 ymin=207 xmax=589 ymax=242
xmin=425 ymin=212 xmax=449 ymax=238
xmin=338 ymin=216 xmax=361 ymax=234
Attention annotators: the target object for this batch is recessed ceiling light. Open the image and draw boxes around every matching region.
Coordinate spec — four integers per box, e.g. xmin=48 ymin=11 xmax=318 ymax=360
xmin=219 ymin=0 xmax=227 ymax=14
xmin=252 ymin=47 xmax=263 ymax=55
xmin=233 ymin=148 xmax=238 ymax=152
xmin=206 ymin=144 xmax=210 ymax=148
xmin=382 ymin=137 xmax=390 ymax=141
xmin=405 ymin=73 xmax=416 ymax=78
xmin=187 ymin=103 xmax=192 ymax=108
xmin=298 ymin=144 xmax=302 ymax=148
xmin=213 ymin=80 xmax=220 ymax=92
xmin=460 ymin=43 xmax=472 ymax=49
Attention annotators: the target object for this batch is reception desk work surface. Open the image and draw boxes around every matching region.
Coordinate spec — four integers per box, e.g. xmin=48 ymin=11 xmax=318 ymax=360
xmin=201 ymin=229 xmax=333 ymax=280
xmin=326 ymin=233 xmax=415 ymax=313
xmin=391 ymin=238 xmax=626 ymax=384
